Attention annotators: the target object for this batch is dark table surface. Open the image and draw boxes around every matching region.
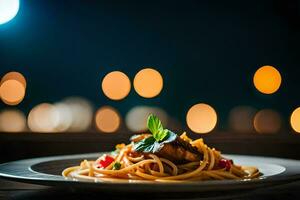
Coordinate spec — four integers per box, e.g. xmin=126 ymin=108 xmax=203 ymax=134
xmin=1 ymin=178 xmax=300 ymax=200
xmin=2 ymin=132 xmax=300 ymax=163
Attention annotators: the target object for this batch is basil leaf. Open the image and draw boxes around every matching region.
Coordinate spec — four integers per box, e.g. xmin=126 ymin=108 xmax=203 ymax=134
xmin=133 ymin=115 xmax=179 ymax=154
xmin=133 ymin=136 xmax=156 ymax=152
xmin=147 ymin=114 xmax=163 ymax=135
xmin=153 ymin=129 xmax=169 ymax=142
xmin=144 ymin=141 xmax=162 ymax=153
xmin=147 ymin=114 xmax=171 ymax=142
xmin=133 ymin=136 xmax=163 ymax=153
xmin=162 ymin=130 xmax=177 ymax=144
xmin=112 ymin=162 xmax=121 ymax=170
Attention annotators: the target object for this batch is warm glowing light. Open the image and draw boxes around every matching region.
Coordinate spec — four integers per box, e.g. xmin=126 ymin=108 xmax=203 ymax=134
xmin=133 ymin=68 xmax=163 ymax=98
xmin=291 ymin=107 xmax=300 ymax=133
xmin=27 ymin=103 xmax=59 ymax=132
xmin=63 ymin=97 xmax=93 ymax=132
xmin=253 ymin=65 xmax=282 ymax=94
xmin=0 ymin=80 xmax=25 ymax=105
xmin=0 ymin=0 xmax=19 ymax=25
xmin=1 ymin=71 xmax=26 ymax=88
xmin=95 ymin=106 xmax=121 ymax=133
xmin=0 ymin=109 xmax=26 ymax=132
xmin=27 ymin=98 xmax=93 ymax=133
xmin=229 ymin=106 xmax=256 ymax=133
xmin=186 ymin=103 xmax=217 ymax=134
xmin=101 ymin=71 xmax=131 ymax=100
xmin=254 ymin=109 xmax=281 ymax=134
xmin=53 ymin=103 xmax=73 ymax=132
xmin=125 ymin=106 xmax=168 ymax=132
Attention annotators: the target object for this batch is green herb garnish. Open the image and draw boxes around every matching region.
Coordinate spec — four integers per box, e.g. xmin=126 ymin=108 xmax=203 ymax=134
xmin=133 ymin=114 xmax=177 ymax=153
xmin=112 ymin=162 xmax=121 ymax=170
xmin=147 ymin=114 xmax=169 ymax=142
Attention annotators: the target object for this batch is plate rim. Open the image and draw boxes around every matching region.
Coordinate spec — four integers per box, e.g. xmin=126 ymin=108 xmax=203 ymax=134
xmin=1 ymin=153 xmax=300 ymax=192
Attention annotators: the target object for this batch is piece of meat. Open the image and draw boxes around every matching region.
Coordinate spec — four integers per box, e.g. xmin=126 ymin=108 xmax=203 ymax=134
xmin=131 ymin=134 xmax=203 ymax=163
xmin=156 ymin=137 xmax=202 ymax=163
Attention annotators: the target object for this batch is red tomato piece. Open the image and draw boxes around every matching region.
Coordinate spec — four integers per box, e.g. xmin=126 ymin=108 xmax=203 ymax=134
xmin=96 ymin=155 xmax=115 ymax=168
xmin=218 ymin=158 xmax=232 ymax=170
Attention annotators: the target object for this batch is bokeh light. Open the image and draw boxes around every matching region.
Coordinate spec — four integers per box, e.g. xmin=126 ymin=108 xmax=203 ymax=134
xmin=95 ymin=106 xmax=121 ymax=133
xmin=0 ymin=109 xmax=26 ymax=132
xmin=133 ymin=68 xmax=163 ymax=98
xmin=229 ymin=106 xmax=256 ymax=133
xmin=101 ymin=71 xmax=131 ymax=100
xmin=186 ymin=103 xmax=217 ymax=134
xmin=0 ymin=0 xmax=19 ymax=25
xmin=62 ymin=97 xmax=93 ymax=132
xmin=27 ymin=98 xmax=93 ymax=133
xmin=254 ymin=109 xmax=282 ymax=134
xmin=0 ymin=80 xmax=25 ymax=105
xmin=27 ymin=103 xmax=59 ymax=132
xmin=1 ymin=71 xmax=26 ymax=88
xmin=126 ymin=106 xmax=168 ymax=132
xmin=253 ymin=65 xmax=282 ymax=94
xmin=53 ymin=102 xmax=73 ymax=132
xmin=290 ymin=107 xmax=300 ymax=133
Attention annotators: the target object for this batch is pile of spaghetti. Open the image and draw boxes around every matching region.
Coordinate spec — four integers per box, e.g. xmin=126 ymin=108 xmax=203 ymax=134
xmin=63 ymin=115 xmax=260 ymax=182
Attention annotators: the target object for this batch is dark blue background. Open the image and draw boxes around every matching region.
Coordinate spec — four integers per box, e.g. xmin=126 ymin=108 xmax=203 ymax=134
xmin=1 ymin=0 xmax=300 ymax=129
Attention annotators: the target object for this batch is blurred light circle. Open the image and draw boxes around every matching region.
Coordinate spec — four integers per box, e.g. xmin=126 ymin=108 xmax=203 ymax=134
xmin=0 ymin=109 xmax=26 ymax=132
xmin=253 ymin=65 xmax=282 ymax=94
xmin=0 ymin=0 xmax=19 ymax=25
xmin=0 ymin=79 xmax=25 ymax=105
xmin=95 ymin=106 xmax=120 ymax=133
xmin=133 ymin=68 xmax=163 ymax=98
xmin=254 ymin=109 xmax=281 ymax=134
xmin=27 ymin=103 xmax=59 ymax=132
xmin=229 ymin=106 xmax=256 ymax=133
xmin=53 ymin=103 xmax=73 ymax=132
xmin=126 ymin=106 xmax=168 ymax=132
xmin=186 ymin=103 xmax=217 ymax=134
xmin=63 ymin=97 xmax=93 ymax=132
xmin=101 ymin=71 xmax=131 ymax=100
xmin=1 ymin=71 xmax=26 ymax=88
xmin=290 ymin=107 xmax=300 ymax=133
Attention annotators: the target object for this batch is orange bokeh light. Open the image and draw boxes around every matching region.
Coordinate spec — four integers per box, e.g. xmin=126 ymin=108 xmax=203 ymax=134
xmin=253 ymin=65 xmax=282 ymax=94
xmin=133 ymin=68 xmax=163 ymax=98
xmin=290 ymin=107 xmax=300 ymax=133
xmin=186 ymin=103 xmax=217 ymax=134
xmin=0 ymin=80 xmax=25 ymax=105
xmin=254 ymin=109 xmax=281 ymax=134
xmin=101 ymin=71 xmax=131 ymax=100
xmin=0 ymin=109 xmax=26 ymax=132
xmin=95 ymin=106 xmax=120 ymax=133
xmin=1 ymin=71 xmax=26 ymax=88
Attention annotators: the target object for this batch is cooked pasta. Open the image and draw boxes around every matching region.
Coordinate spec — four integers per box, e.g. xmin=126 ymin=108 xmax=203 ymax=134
xmin=63 ymin=123 xmax=260 ymax=182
